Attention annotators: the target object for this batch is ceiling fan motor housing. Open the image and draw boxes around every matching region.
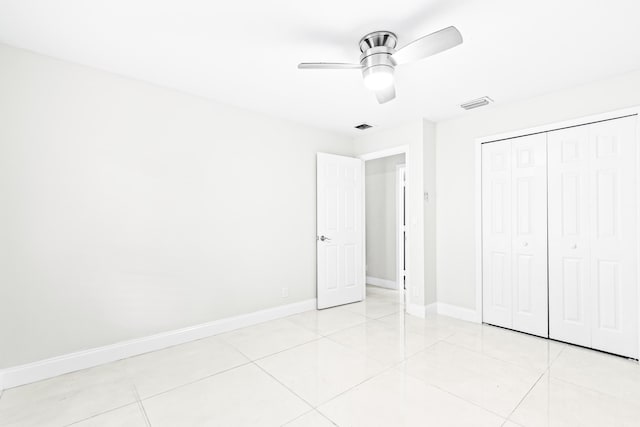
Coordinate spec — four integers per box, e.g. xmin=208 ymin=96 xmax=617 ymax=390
xmin=359 ymin=31 xmax=397 ymax=82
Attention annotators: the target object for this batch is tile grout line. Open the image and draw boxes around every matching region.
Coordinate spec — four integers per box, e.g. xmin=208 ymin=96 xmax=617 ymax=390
xmin=440 ymin=334 xmax=560 ymax=373
xmin=314 ymin=360 xmax=407 ymax=411
xmin=248 ymin=337 xmax=324 ymax=363
xmin=502 ymin=345 xmax=568 ymax=423
xmin=280 ymin=409 xmax=338 ymax=427
xmin=138 ymin=359 xmax=255 ymax=401
xmin=134 ymin=323 xmax=379 ymax=406
xmin=314 ymin=331 xmax=514 ymax=423
xmin=395 ymin=362 xmax=511 ymax=421
xmin=394 ymin=333 xmax=566 ymax=422
xmin=133 ymin=384 xmax=152 ymax=427
xmin=503 ymin=370 xmax=545 ymax=423
xmin=251 ymin=361 xmax=316 ymax=411
xmin=62 ymin=402 xmax=138 ymax=426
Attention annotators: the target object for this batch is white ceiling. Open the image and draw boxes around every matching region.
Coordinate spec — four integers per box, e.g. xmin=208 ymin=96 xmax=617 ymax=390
xmin=1 ymin=0 xmax=640 ymax=136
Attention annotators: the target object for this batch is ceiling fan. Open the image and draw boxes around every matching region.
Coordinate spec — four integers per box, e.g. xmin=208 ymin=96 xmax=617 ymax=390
xmin=298 ymin=26 xmax=462 ymax=104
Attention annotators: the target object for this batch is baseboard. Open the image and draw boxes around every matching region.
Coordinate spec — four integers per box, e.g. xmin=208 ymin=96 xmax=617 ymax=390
xmin=0 ymin=298 xmax=316 ymax=391
xmin=366 ymin=276 xmax=398 ymax=290
xmin=406 ymin=303 xmax=426 ymax=318
xmin=425 ymin=303 xmax=438 ymax=315
xmin=404 ymin=302 xmax=480 ymax=323
xmin=436 ymin=302 xmax=481 ymax=323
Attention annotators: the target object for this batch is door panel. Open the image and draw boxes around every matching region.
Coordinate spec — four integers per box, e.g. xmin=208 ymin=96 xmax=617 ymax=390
xmin=483 ymin=141 xmax=513 ymax=328
xmin=548 ymin=126 xmax=592 ymax=347
xmin=549 ymin=116 xmax=638 ymax=358
xmin=588 ymin=117 xmax=638 ymax=358
xmin=511 ymin=134 xmax=548 ymax=337
xmin=317 ymin=153 xmax=364 ymax=309
xmin=562 ymin=257 xmax=585 ymax=322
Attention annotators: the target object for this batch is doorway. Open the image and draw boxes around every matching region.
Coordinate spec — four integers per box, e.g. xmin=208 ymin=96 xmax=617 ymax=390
xmin=364 ymin=153 xmax=406 ymax=304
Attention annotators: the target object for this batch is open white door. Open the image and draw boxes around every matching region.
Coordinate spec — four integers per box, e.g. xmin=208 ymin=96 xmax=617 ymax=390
xmin=317 ymin=153 xmax=364 ymax=309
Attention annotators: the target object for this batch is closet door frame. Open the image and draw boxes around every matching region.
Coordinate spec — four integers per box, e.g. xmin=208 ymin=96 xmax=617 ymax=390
xmin=474 ymin=106 xmax=640 ymax=359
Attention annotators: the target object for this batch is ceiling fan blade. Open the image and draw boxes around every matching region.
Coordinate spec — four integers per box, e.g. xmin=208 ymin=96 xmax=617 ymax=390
xmin=375 ymin=84 xmax=396 ymax=104
xmin=298 ymin=62 xmax=363 ymax=70
xmin=392 ymin=26 xmax=462 ymax=65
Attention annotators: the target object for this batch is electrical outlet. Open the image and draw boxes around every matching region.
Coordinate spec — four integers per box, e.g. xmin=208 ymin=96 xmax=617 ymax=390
xmin=281 ymin=288 xmax=289 ymax=298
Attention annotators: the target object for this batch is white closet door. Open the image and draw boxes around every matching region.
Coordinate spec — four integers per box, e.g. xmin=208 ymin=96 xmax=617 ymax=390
xmin=549 ymin=116 xmax=638 ymax=358
xmin=588 ymin=117 xmax=638 ymax=358
xmin=482 ymin=140 xmax=513 ymax=328
xmin=548 ymin=125 xmax=592 ymax=347
xmin=511 ymin=134 xmax=548 ymax=337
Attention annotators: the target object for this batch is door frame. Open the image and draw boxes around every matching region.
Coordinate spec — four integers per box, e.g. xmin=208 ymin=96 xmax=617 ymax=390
xmin=474 ymin=106 xmax=640 ymax=358
xmin=359 ymin=145 xmax=410 ymax=301
xmin=396 ymin=164 xmax=406 ymax=292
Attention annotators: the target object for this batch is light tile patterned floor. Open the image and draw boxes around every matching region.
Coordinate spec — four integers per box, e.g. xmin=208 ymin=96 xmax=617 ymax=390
xmin=1 ymin=286 xmax=640 ymax=426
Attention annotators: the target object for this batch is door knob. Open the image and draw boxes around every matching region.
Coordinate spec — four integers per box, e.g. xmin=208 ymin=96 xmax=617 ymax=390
xmin=318 ymin=235 xmax=331 ymax=242
xmin=522 ymin=242 xmax=529 ymax=247
xmin=571 ymin=244 xmax=577 ymax=249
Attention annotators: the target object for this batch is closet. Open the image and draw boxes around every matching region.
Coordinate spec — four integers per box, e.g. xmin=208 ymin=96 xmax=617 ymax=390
xmin=482 ymin=114 xmax=639 ymax=358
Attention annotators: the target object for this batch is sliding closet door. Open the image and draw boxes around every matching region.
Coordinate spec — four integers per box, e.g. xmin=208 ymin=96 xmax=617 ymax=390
xmin=548 ymin=126 xmax=592 ymax=347
xmin=482 ymin=140 xmax=513 ymax=329
xmin=482 ymin=134 xmax=548 ymax=336
xmin=588 ymin=118 xmax=638 ymax=358
xmin=549 ymin=116 xmax=638 ymax=358
xmin=511 ymin=134 xmax=548 ymax=337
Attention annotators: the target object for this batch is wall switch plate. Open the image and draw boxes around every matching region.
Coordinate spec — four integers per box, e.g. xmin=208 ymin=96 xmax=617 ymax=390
xmin=281 ymin=288 xmax=289 ymax=298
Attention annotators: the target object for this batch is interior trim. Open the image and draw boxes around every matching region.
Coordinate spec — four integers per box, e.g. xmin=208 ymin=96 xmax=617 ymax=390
xmin=0 ymin=298 xmax=316 ymax=391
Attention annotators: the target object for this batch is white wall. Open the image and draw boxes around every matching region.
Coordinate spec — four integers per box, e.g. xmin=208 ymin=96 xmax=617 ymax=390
xmin=365 ymin=154 xmax=405 ymax=283
xmin=0 ymin=43 xmax=353 ymax=368
xmin=354 ymin=121 xmax=427 ymax=309
xmin=436 ymin=69 xmax=640 ymax=310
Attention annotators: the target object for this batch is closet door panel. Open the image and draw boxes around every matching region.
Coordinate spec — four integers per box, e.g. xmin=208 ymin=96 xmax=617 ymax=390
xmin=511 ymin=134 xmax=548 ymax=337
xmin=482 ymin=140 xmax=513 ymax=328
xmin=548 ymin=126 xmax=592 ymax=348
xmin=588 ymin=117 xmax=638 ymax=358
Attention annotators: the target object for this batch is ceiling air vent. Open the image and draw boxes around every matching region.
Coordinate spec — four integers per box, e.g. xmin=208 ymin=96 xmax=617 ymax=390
xmin=355 ymin=123 xmax=373 ymax=130
xmin=461 ymin=96 xmax=493 ymax=111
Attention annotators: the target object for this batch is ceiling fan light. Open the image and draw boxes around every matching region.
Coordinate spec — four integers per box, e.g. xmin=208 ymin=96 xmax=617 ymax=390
xmin=362 ymin=66 xmax=394 ymax=91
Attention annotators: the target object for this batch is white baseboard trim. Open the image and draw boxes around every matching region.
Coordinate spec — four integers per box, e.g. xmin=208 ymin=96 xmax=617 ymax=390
xmin=405 ymin=302 xmax=438 ymax=319
xmin=0 ymin=298 xmax=316 ymax=391
xmin=404 ymin=302 xmax=480 ymax=323
xmin=406 ymin=303 xmax=426 ymax=318
xmin=366 ymin=276 xmax=398 ymax=290
xmin=425 ymin=303 xmax=438 ymax=315
xmin=436 ymin=302 xmax=481 ymax=323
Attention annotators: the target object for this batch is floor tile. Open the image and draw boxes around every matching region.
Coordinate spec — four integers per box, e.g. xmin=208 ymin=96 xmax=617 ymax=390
xmin=0 ymin=364 xmax=137 ymax=427
xmin=69 ymin=404 xmax=147 ymax=426
xmin=379 ymin=312 xmax=481 ymax=335
xmin=400 ymin=341 xmax=541 ymax=417
xmin=6 ymin=291 xmax=637 ymax=427
xmin=339 ymin=300 xmax=402 ymax=319
xmin=318 ymin=369 xmax=505 ymax=427
xmin=326 ymin=320 xmax=441 ymax=365
xmin=143 ymin=363 xmax=309 ymax=427
xmin=365 ymin=286 xmax=402 ymax=301
xmin=376 ymin=312 xmax=458 ymax=338
xmin=510 ymin=374 xmax=640 ymax=427
xmin=219 ymin=318 xmax=320 ymax=360
xmin=284 ymin=410 xmax=336 ymax=427
xmin=444 ymin=324 xmax=565 ymax=373
xmin=256 ymin=338 xmax=386 ymax=407
xmin=119 ymin=335 xmax=249 ymax=398
xmin=548 ymin=345 xmax=640 ymax=404
xmin=286 ymin=308 xmax=368 ymax=336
